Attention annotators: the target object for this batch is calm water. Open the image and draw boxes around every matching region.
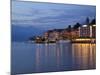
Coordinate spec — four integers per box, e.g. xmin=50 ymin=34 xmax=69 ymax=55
xmin=11 ymin=42 xmax=96 ymax=75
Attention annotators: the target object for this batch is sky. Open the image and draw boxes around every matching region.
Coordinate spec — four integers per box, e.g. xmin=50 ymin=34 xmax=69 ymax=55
xmin=12 ymin=0 xmax=96 ymax=5
xmin=12 ymin=1 xmax=96 ymax=29
xmin=11 ymin=1 xmax=96 ymax=41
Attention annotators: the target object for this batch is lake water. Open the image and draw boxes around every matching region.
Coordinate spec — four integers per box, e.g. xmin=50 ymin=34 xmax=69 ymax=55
xmin=11 ymin=42 xmax=96 ymax=75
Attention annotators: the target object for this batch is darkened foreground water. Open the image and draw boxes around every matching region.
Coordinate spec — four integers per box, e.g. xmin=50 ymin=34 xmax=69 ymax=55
xmin=11 ymin=42 xmax=96 ymax=75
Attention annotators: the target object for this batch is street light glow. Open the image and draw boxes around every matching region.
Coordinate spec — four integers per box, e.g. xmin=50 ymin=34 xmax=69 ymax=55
xmin=82 ymin=25 xmax=87 ymax=27
xmin=93 ymin=25 xmax=96 ymax=27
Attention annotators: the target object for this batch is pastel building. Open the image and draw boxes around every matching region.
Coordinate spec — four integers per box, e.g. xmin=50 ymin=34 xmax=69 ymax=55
xmin=44 ymin=29 xmax=61 ymax=41
xmin=44 ymin=32 xmax=49 ymax=40
xmin=71 ymin=29 xmax=79 ymax=39
xmin=60 ymin=28 xmax=79 ymax=39
xmin=79 ymin=24 xmax=96 ymax=38
xmin=60 ymin=29 xmax=71 ymax=39
xmin=92 ymin=24 xmax=96 ymax=38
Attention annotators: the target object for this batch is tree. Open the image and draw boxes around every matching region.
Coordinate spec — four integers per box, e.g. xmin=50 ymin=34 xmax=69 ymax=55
xmin=67 ymin=25 xmax=71 ymax=32
xmin=90 ymin=19 xmax=96 ymax=25
xmin=86 ymin=17 xmax=90 ymax=25
xmin=73 ymin=23 xmax=81 ymax=29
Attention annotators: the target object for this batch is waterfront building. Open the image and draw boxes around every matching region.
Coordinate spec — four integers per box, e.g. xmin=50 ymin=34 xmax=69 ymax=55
xmin=60 ymin=29 xmax=71 ymax=39
xmin=71 ymin=29 xmax=79 ymax=39
xmin=79 ymin=25 xmax=90 ymax=38
xmin=45 ymin=29 xmax=61 ymax=41
xmin=43 ymin=24 xmax=96 ymax=42
xmin=92 ymin=24 xmax=96 ymax=38
xmin=79 ymin=24 xmax=96 ymax=38
xmin=60 ymin=28 xmax=79 ymax=39
xmin=44 ymin=32 xmax=49 ymax=40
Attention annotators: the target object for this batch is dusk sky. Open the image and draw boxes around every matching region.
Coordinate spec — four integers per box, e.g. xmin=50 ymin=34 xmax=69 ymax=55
xmin=12 ymin=1 xmax=96 ymax=29
xmin=12 ymin=1 xmax=96 ymax=41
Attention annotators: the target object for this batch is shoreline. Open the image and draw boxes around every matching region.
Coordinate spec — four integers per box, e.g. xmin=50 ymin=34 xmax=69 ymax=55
xmin=29 ymin=38 xmax=96 ymax=44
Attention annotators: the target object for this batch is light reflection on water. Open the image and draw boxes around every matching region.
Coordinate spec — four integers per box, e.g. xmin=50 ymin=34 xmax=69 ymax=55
xmin=72 ymin=44 xmax=96 ymax=69
xmin=11 ymin=42 xmax=96 ymax=75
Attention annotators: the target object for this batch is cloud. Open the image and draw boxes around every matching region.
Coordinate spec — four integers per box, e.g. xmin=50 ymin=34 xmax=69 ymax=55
xmin=12 ymin=1 xmax=96 ymax=29
xmin=12 ymin=0 xmax=96 ymax=5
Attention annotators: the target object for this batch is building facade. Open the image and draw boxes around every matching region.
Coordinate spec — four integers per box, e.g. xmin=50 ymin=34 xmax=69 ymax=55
xmin=79 ymin=24 xmax=96 ymax=38
xmin=44 ymin=30 xmax=60 ymax=41
xmin=92 ymin=24 xmax=96 ymax=38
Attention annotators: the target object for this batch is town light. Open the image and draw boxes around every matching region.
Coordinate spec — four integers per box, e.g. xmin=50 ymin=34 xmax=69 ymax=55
xmin=93 ymin=24 xmax=96 ymax=27
xmin=82 ymin=25 xmax=87 ymax=27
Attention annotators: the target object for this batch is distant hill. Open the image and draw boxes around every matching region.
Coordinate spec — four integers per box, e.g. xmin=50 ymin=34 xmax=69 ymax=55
xmin=11 ymin=25 xmax=46 ymax=42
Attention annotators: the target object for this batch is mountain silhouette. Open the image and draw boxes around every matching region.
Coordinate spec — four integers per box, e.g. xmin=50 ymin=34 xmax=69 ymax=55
xmin=11 ymin=25 xmax=46 ymax=42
